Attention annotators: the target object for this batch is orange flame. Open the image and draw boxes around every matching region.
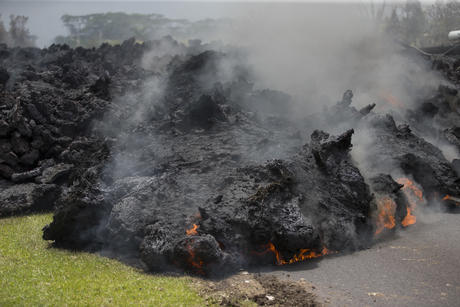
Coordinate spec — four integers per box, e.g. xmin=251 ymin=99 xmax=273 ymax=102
xmin=396 ymin=178 xmax=425 ymax=227
xmin=261 ymin=242 xmax=332 ymax=266
xmin=397 ymin=178 xmax=423 ymax=202
xmin=375 ymin=196 xmax=396 ymax=235
xmin=267 ymin=242 xmax=283 ymax=265
xmin=186 ymin=224 xmax=199 ymax=236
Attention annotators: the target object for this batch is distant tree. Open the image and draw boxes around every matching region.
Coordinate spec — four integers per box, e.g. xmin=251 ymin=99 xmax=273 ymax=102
xmin=59 ymin=13 xmax=167 ymax=47
xmin=0 ymin=15 xmax=36 ymax=47
xmin=0 ymin=15 xmax=7 ymax=44
xmin=61 ymin=15 xmax=86 ymax=46
xmin=9 ymin=15 xmax=36 ymax=47
xmin=359 ymin=0 xmax=388 ymax=24
xmin=56 ymin=12 xmax=226 ymax=48
xmin=400 ymin=0 xmax=426 ymax=45
xmin=385 ymin=7 xmax=403 ymax=39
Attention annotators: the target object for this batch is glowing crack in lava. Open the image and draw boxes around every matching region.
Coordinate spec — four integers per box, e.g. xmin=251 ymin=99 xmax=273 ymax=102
xmin=186 ymin=243 xmax=204 ymax=273
xmin=397 ymin=177 xmax=424 ymax=227
xmin=443 ymin=195 xmax=460 ymax=206
xmin=255 ymin=242 xmax=333 ymax=266
xmin=375 ymin=196 xmax=397 ymax=235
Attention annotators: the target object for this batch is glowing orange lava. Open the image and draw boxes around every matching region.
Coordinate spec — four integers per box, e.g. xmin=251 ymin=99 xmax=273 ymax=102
xmin=380 ymin=92 xmax=404 ymax=109
xmin=186 ymin=243 xmax=204 ymax=274
xmin=396 ymin=177 xmax=425 ymax=227
xmin=261 ymin=242 xmax=332 ymax=265
xmin=397 ymin=178 xmax=423 ymax=202
xmin=375 ymin=196 xmax=396 ymax=235
xmin=443 ymin=195 xmax=460 ymax=206
xmin=186 ymin=224 xmax=199 ymax=236
xmin=401 ymin=207 xmax=416 ymax=227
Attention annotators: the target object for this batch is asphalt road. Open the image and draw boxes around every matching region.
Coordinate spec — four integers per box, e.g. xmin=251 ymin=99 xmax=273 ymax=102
xmin=260 ymin=210 xmax=460 ymax=306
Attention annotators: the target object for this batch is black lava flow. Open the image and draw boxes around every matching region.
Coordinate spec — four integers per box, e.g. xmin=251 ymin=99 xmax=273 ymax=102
xmin=0 ymin=39 xmax=459 ymax=275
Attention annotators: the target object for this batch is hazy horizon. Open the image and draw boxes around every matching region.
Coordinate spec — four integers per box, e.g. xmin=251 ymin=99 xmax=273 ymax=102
xmin=0 ymin=0 xmax=440 ymax=47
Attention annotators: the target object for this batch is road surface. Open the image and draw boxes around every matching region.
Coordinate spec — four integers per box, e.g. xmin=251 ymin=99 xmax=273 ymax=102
xmin=259 ymin=210 xmax=460 ymax=306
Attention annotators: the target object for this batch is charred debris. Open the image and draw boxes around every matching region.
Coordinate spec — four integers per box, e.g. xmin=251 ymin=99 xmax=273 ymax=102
xmin=0 ymin=38 xmax=459 ymax=275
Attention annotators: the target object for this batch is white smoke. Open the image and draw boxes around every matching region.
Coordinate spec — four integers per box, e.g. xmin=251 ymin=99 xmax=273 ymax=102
xmin=204 ymin=3 xmax=446 ymax=116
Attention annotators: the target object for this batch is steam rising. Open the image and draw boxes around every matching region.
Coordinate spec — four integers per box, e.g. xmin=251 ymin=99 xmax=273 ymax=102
xmin=99 ymin=3 xmax=455 ymax=205
xmin=207 ymin=4 xmax=446 ymax=115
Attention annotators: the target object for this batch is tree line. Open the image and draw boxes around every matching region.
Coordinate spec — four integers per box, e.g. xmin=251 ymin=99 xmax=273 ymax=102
xmin=0 ymin=1 xmax=458 ymax=49
xmin=384 ymin=0 xmax=460 ymax=46
xmin=54 ymin=12 xmax=229 ymax=48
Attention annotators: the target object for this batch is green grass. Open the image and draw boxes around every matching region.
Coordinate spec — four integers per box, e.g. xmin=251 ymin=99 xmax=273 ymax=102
xmin=0 ymin=214 xmax=206 ymax=306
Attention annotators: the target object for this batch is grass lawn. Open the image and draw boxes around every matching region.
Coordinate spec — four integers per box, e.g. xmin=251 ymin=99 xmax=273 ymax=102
xmin=0 ymin=214 xmax=206 ymax=306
